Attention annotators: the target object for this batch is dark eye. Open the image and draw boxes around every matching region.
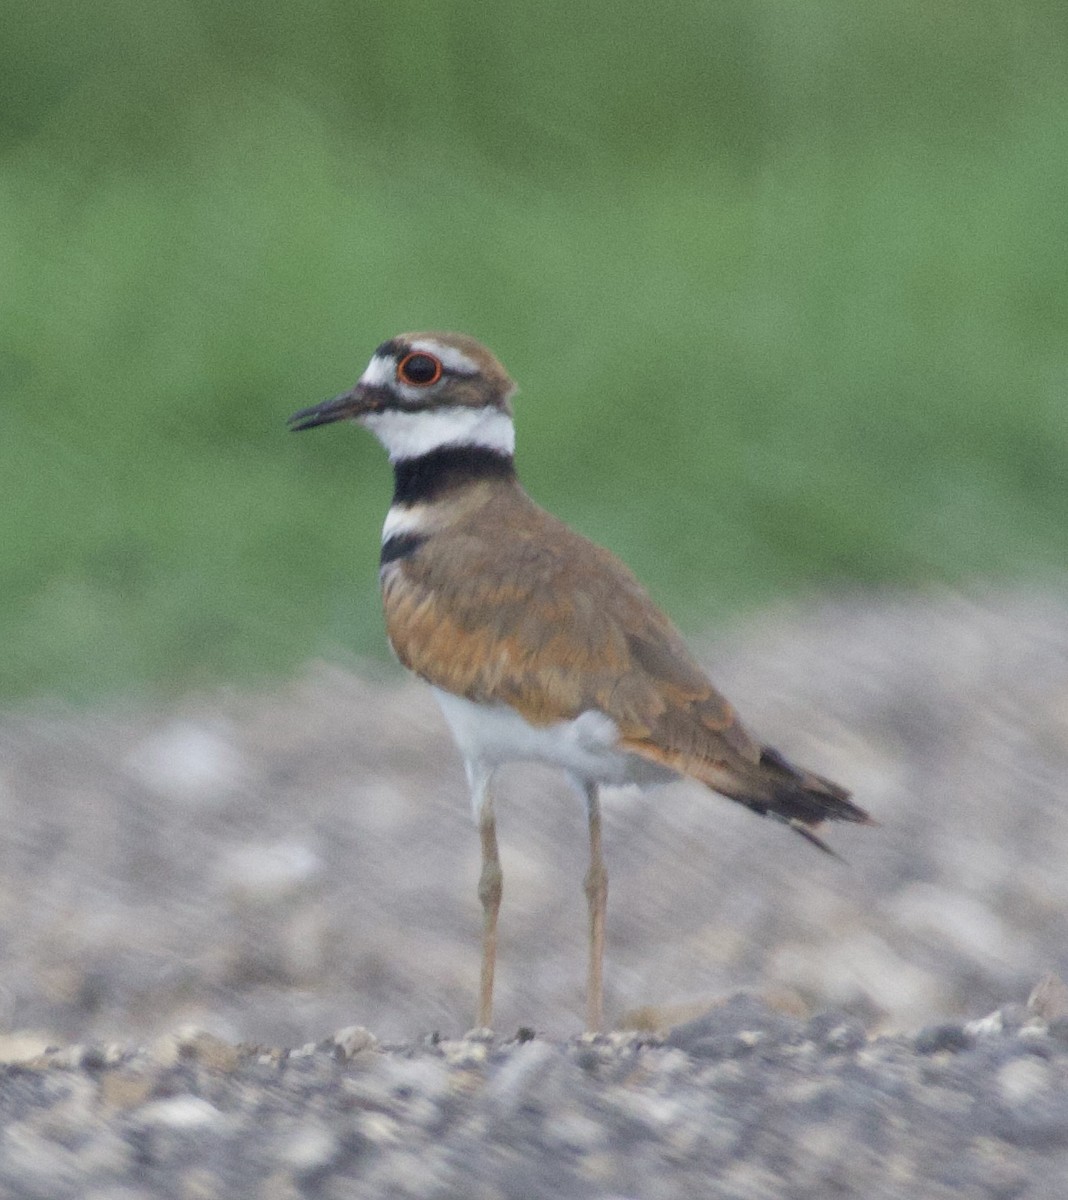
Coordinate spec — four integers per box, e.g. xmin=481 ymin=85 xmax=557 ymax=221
xmin=397 ymin=352 xmax=442 ymax=386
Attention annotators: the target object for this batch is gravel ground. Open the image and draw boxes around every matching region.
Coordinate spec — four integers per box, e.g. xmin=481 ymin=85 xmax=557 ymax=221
xmin=4 ymin=991 xmax=1068 ymax=1199
xmin=1 ymin=586 xmax=1067 ymax=1195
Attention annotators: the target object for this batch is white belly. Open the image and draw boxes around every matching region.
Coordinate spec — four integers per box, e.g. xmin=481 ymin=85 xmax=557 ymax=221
xmin=430 ymin=687 xmax=677 ymax=790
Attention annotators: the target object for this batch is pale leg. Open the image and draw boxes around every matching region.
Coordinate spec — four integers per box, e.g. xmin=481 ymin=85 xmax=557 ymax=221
xmin=582 ymin=781 xmax=607 ymax=1032
xmin=475 ymin=779 xmax=502 ymax=1029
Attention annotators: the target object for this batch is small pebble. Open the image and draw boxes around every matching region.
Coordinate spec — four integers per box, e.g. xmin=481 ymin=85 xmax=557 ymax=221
xmin=331 ymin=1025 xmax=378 ymax=1060
xmin=137 ymin=1096 xmax=223 ymax=1129
xmin=914 ymin=1024 xmax=974 ymax=1055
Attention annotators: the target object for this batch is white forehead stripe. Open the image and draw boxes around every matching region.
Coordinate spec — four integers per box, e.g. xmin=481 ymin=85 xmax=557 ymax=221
xmin=359 ymin=354 xmax=395 ymax=387
xmin=410 ymin=339 xmax=479 ymax=375
xmin=360 ymin=405 xmax=515 ymax=462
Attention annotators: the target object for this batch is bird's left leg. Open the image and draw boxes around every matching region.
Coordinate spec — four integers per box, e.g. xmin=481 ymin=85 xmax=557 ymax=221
xmin=470 ymin=765 xmax=501 ymax=1030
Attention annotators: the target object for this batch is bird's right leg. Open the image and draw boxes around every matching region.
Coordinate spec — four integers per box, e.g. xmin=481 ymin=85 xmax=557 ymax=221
xmin=472 ymin=767 xmax=502 ymax=1030
xmin=582 ymin=781 xmax=607 ymax=1033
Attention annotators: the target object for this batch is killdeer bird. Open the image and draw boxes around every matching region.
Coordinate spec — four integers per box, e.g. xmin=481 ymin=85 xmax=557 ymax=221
xmin=289 ymin=332 xmax=871 ymax=1031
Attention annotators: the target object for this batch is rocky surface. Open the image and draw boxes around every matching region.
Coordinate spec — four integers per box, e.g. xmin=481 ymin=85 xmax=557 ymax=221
xmin=4 ymin=992 xmax=1068 ymax=1199
xmin=1 ymin=587 xmax=1067 ymax=1193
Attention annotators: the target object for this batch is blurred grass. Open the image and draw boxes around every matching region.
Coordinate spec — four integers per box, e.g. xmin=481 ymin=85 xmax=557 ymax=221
xmin=2 ymin=0 xmax=1067 ymax=701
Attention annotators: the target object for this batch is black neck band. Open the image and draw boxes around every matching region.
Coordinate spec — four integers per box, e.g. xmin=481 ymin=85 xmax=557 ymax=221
xmin=391 ymin=445 xmax=515 ymax=505
xmin=379 ymin=532 xmax=427 ymax=566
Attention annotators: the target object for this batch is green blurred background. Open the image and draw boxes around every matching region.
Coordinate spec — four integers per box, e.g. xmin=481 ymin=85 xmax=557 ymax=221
xmin=4 ymin=0 xmax=1067 ymax=702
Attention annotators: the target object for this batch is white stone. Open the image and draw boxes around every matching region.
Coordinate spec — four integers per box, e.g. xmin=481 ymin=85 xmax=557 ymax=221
xmin=124 ymin=721 xmax=245 ymax=806
xmin=219 ymin=841 xmax=322 ymax=902
xmin=138 ymin=1096 xmax=222 ymax=1129
xmin=279 ymin=1124 xmax=339 ymax=1171
xmin=998 ymin=1057 xmax=1050 ymax=1104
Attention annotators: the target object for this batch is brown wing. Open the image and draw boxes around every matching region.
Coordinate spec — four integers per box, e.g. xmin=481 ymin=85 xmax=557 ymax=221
xmin=381 ymin=486 xmax=756 ymax=754
xmin=383 ymin=483 xmax=870 ymax=837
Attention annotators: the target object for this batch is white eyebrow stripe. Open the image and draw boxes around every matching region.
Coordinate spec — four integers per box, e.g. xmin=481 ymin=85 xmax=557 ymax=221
xmin=410 ymin=339 xmax=479 ymax=375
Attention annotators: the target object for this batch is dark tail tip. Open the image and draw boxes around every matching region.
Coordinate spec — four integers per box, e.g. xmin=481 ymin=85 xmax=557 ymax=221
xmin=759 ymin=744 xmax=873 ymax=828
xmin=786 ymin=819 xmax=844 ymax=859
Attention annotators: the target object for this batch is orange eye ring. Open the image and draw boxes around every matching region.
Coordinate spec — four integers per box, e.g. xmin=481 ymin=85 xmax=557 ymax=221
xmin=397 ymin=351 xmax=443 ymax=387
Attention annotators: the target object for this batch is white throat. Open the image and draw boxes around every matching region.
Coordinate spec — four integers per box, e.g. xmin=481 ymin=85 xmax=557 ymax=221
xmin=360 ymin=405 xmax=515 ymax=462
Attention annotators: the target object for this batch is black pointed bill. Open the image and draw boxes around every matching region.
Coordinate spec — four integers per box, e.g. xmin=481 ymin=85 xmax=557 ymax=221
xmin=287 ymin=387 xmax=365 ymax=432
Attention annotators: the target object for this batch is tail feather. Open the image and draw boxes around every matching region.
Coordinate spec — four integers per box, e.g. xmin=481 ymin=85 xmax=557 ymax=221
xmin=755 ymin=744 xmax=870 ymax=825
xmin=619 ymin=729 xmax=868 ymax=854
xmin=724 ymin=744 xmax=874 ymax=853
xmin=623 ymin=736 xmax=873 ymax=853
xmin=785 ymin=818 xmax=843 ymax=859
